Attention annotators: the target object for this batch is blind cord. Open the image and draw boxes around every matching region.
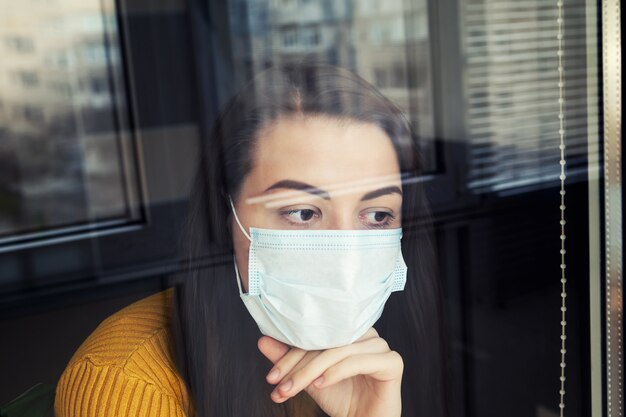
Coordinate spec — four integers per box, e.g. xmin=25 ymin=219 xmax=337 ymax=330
xmin=557 ymin=0 xmax=568 ymax=414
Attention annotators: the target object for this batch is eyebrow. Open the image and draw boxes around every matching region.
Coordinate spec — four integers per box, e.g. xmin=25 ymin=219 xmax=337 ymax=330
xmin=264 ymin=180 xmax=402 ymax=201
xmin=265 ymin=180 xmax=331 ymax=200
xmin=360 ymin=186 xmax=402 ymax=201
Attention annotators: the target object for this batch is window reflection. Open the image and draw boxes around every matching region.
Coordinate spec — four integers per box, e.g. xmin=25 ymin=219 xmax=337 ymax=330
xmin=0 ymin=0 xmax=140 ymax=241
xmin=461 ymin=0 xmax=596 ymax=194
xmin=226 ymin=0 xmax=596 ymax=197
xmin=227 ymin=0 xmax=437 ymax=173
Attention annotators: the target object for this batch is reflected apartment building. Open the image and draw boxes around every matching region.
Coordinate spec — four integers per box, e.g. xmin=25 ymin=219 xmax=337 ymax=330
xmin=0 ymin=0 xmax=128 ymax=238
xmin=227 ymin=0 xmax=437 ymax=170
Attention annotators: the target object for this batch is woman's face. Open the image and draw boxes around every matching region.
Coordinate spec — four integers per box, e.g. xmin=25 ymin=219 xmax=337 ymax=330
xmin=231 ymin=116 xmax=403 ymax=292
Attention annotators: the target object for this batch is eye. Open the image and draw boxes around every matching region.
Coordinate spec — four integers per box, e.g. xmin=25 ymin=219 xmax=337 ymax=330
xmin=361 ymin=211 xmax=396 ymax=228
xmin=280 ymin=208 xmax=320 ymax=225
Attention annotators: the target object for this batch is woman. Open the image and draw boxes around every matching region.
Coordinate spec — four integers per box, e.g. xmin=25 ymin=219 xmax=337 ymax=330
xmin=55 ymin=63 xmax=447 ymax=417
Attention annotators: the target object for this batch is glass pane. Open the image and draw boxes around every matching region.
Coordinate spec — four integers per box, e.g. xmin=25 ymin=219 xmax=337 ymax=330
xmin=0 ymin=0 xmax=140 ymax=243
xmin=0 ymin=0 xmax=615 ymax=416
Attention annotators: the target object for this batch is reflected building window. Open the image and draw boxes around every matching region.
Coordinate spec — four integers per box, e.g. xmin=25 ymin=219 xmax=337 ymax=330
xmin=15 ymin=71 xmax=40 ymax=88
xmin=0 ymin=0 xmax=141 ymax=242
xmin=4 ymin=35 xmax=35 ymax=53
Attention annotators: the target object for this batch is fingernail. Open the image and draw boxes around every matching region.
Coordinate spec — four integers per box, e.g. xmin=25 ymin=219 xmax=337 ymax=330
xmin=313 ymin=375 xmax=325 ymax=387
xmin=267 ymin=368 xmax=280 ymax=382
xmin=278 ymin=379 xmax=293 ymax=393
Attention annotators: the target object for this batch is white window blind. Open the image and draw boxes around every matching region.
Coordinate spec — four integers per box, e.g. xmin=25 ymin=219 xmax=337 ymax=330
xmin=461 ymin=0 xmax=598 ymax=194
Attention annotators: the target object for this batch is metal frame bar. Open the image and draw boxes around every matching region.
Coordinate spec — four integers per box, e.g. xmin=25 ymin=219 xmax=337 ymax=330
xmin=602 ymin=0 xmax=623 ymax=416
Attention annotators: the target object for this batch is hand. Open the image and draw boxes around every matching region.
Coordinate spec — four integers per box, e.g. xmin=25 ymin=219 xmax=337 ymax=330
xmin=257 ymin=328 xmax=403 ymax=417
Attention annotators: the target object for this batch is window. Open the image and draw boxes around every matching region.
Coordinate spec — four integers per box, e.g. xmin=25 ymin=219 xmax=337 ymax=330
xmin=0 ymin=0 xmax=140 ymax=242
xmin=0 ymin=1 xmax=620 ymax=417
xmin=4 ymin=35 xmax=34 ymax=53
xmin=14 ymin=71 xmax=39 ymax=88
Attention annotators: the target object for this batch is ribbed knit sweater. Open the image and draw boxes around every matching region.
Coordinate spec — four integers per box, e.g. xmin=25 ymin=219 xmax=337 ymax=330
xmin=54 ymin=288 xmax=318 ymax=417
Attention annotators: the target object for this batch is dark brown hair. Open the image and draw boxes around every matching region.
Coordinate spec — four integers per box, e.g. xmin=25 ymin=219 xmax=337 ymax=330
xmin=171 ymin=62 xmax=448 ymax=417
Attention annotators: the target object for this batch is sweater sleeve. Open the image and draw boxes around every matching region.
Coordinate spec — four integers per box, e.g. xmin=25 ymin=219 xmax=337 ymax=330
xmin=54 ymin=359 xmax=187 ymax=417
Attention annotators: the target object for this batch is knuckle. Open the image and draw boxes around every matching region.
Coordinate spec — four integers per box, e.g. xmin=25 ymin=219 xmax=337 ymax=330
xmin=372 ymin=337 xmax=390 ymax=351
xmin=356 ymin=327 xmax=379 ymax=342
xmin=356 ymin=335 xmax=389 ymax=353
xmin=388 ymin=350 xmax=404 ymax=369
xmin=322 ymin=366 xmax=337 ymax=382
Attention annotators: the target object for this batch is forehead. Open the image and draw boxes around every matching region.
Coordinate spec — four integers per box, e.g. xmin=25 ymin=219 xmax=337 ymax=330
xmin=249 ymin=116 xmax=401 ymax=190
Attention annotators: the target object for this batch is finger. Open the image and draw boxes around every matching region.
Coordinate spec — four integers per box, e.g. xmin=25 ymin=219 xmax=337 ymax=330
xmin=274 ymin=327 xmax=379 ymax=384
xmin=316 ymin=351 xmax=404 ymax=389
xmin=274 ymin=337 xmax=391 ymax=399
xmin=271 ymin=350 xmax=321 ymax=402
xmin=258 ymin=336 xmax=290 ymax=364
xmin=265 ymin=346 xmax=309 ymax=384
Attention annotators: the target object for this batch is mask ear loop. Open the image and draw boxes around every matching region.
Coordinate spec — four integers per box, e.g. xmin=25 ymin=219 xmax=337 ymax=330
xmin=228 ymin=195 xmax=252 ymax=242
xmin=228 ymin=195 xmax=252 ymax=295
xmin=232 ymin=256 xmax=244 ymax=295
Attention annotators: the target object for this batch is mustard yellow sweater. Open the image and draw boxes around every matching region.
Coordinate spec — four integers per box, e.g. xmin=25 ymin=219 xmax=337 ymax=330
xmin=54 ymin=288 xmax=318 ymax=417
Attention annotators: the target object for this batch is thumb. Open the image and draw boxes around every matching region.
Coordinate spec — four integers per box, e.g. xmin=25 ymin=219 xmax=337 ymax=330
xmin=258 ymin=335 xmax=290 ymax=364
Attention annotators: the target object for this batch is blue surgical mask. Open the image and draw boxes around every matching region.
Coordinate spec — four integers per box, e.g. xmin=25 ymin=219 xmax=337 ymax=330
xmin=229 ymin=195 xmax=407 ymax=350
